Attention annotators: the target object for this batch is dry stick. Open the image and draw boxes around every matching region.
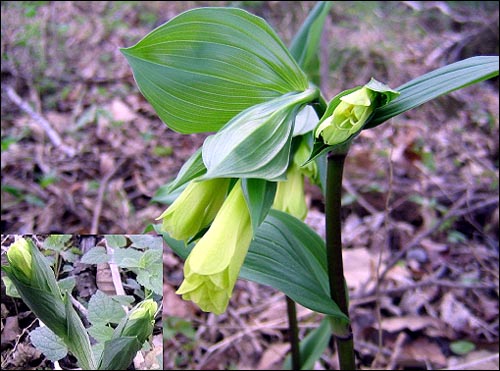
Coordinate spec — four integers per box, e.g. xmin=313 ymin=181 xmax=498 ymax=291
xmin=90 ymin=159 xmax=126 ymax=234
xmin=441 ymin=353 xmax=499 ymax=371
xmin=4 ymin=85 xmax=76 ymax=157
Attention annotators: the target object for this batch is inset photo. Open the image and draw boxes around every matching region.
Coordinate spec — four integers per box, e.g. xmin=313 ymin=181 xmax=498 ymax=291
xmin=1 ymin=234 xmax=163 ymax=370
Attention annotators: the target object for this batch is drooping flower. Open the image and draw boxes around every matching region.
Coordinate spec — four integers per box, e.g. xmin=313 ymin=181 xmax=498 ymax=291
xmin=157 ymin=178 xmax=230 ymax=241
xmin=176 ymin=181 xmax=252 ymax=314
xmin=273 ymin=163 xmax=307 ymax=220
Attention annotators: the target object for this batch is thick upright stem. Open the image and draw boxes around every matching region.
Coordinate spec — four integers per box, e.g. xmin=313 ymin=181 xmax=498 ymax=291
xmin=286 ymin=296 xmax=301 ymax=370
xmin=326 ymin=152 xmax=355 ymax=370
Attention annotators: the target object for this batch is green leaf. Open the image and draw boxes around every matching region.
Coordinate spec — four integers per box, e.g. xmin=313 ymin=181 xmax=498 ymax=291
xmin=163 ymin=148 xmax=206 ymax=194
xmin=30 ymin=326 xmax=68 ymax=362
xmin=98 ymin=336 xmax=143 ymax=370
xmin=244 ymin=210 xmax=347 ymax=319
xmin=57 ymin=276 xmax=76 ymax=293
xmin=112 ymin=247 xmax=143 ymax=268
xmin=42 ymin=234 xmax=72 ymax=252
xmin=293 ymin=105 xmax=319 ymax=136
xmin=105 ymin=235 xmax=128 ymax=248
xmin=87 ymin=290 xmax=127 ymax=326
xmin=450 ymin=340 xmax=476 ymax=355
xmin=81 ymin=246 xmax=110 ymax=264
xmin=164 ymin=210 xmax=347 ymax=319
xmin=128 ymin=235 xmax=163 ymax=250
xmin=242 ymin=178 xmax=277 ymax=231
xmin=289 ymin=1 xmax=333 ymax=85
xmin=121 ymin=7 xmax=308 ymax=134
xmin=1 ymin=276 xmax=20 ymax=298
xmin=64 ymin=294 xmax=96 ymax=370
xmin=202 ymin=89 xmax=317 ymax=180
xmin=136 ymin=249 xmax=163 ymax=295
xmin=283 ymin=316 xmax=331 ymax=370
xmin=88 ymin=324 xmax=115 ymax=343
xmin=367 ymin=56 xmax=499 ymax=129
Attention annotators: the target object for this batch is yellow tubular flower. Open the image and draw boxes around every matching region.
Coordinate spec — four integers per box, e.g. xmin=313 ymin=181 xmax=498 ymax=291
xmin=157 ymin=178 xmax=230 ymax=241
xmin=273 ymin=163 xmax=307 ymax=221
xmin=6 ymin=237 xmax=33 ymax=283
xmin=176 ymin=181 xmax=252 ymax=314
xmin=315 ymin=87 xmax=375 ymax=145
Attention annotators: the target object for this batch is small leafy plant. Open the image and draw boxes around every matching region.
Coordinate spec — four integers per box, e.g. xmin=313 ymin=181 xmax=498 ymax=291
xmin=1 ymin=235 xmax=162 ymax=370
xmin=121 ymin=2 xmax=498 ymax=369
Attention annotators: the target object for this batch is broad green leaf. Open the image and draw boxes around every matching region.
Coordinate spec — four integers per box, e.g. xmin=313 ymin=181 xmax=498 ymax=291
xmin=1 ymin=276 xmax=20 ymax=298
xmin=242 ymin=178 xmax=277 ymax=231
xmin=88 ymin=324 xmax=115 ymax=343
xmin=57 ymin=276 xmax=76 ymax=293
xmin=128 ymin=235 xmax=163 ymax=250
xmin=87 ymin=290 xmax=127 ymax=325
xmin=289 ymin=1 xmax=333 ymax=85
xmin=137 ymin=249 xmax=163 ymax=295
xmin=105 ymin=235 xmax=128 ymax=248
xmin=64 ymin=294 xmax=96 ymax=370
xmin=98 ymin=336 xmax=142 ymax=370
xmin=202 ymin=89 xmax=318 ymax=180
xmin=367 ymin=56 xmax=499 ymax=129
xmin=112 ymin=247 xmax=143 ymax=268
xmin=121 ymin=7 xmax=308 ymax=134
xmin=30 ymin=326 xmax=68 ymax=362
xmin=80 ymin=246 xmax=110 ymax=264
xmin=293 ymin=105 xmax=319 ymax=136
xmin=162 ymin=210 xmax=347 ymax=319
xmin=283 ymin=316 xmax=331 ymax=370
xmin=42 ymin=235 xmax=72 ymax=252
xmin=244 ymin=210 xmax=347 ymax=319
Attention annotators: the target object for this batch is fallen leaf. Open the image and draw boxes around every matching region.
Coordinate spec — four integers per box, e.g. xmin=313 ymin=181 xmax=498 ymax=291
xmin=379 ymin=315 xmax=442 ymax=333
xmin=1 ymin=316 xmax=20 ymax=344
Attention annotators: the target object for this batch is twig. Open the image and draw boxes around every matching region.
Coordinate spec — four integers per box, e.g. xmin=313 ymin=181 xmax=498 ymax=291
xmin=90 ymin=158 xmax=126 ymax=234
xmin=4 ymin=85 xmax=76 ymax=157
xmin=343 ymin=178 xmax=380 ymax=215
xmin=103 ymin=238 xmax=127 ymax=299
xmin=441 ymin=353 xmax=499 ymax=370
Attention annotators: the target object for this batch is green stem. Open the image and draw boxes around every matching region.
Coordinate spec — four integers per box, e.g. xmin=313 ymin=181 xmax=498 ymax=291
xmin=286 ymin=296 xmax=301 ymax=370
xmin=326 ymin=152 xmax=355 ymax=370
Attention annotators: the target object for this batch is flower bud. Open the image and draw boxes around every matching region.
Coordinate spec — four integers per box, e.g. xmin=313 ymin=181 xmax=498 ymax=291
xmin=6 ymin=238 xmax=33 ymax=283
xmin=315 ymin=86 xmax=375 ymax=146
xmin=157 ymin=178 xmax=230 ymax=241
xmin=119 ymin=299 xmax=157 ymax=345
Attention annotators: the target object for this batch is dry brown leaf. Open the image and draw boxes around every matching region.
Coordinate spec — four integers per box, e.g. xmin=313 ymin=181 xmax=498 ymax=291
xmin=398 ymin=337 xmax=447 ymax=369
xmin=440 ymin=292 xmax=474 ymax=332
xmin=380 ymin=315 xmax=442 ymax=333
xmin=1 ymin=316 xmax=20 ymax=344
xmin=109 ymin=98 xmax=136 ymax=122
xmin=256 ymin=343 xmax=289 ymax=370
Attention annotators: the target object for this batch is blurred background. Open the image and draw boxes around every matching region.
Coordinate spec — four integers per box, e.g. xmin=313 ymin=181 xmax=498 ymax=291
xmin=1 ymin=1 xmax=499 ymax=370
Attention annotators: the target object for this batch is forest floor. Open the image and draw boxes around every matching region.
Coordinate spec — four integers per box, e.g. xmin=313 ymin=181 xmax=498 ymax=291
xmin=1 ymin=1 xmax=499 ymax=370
